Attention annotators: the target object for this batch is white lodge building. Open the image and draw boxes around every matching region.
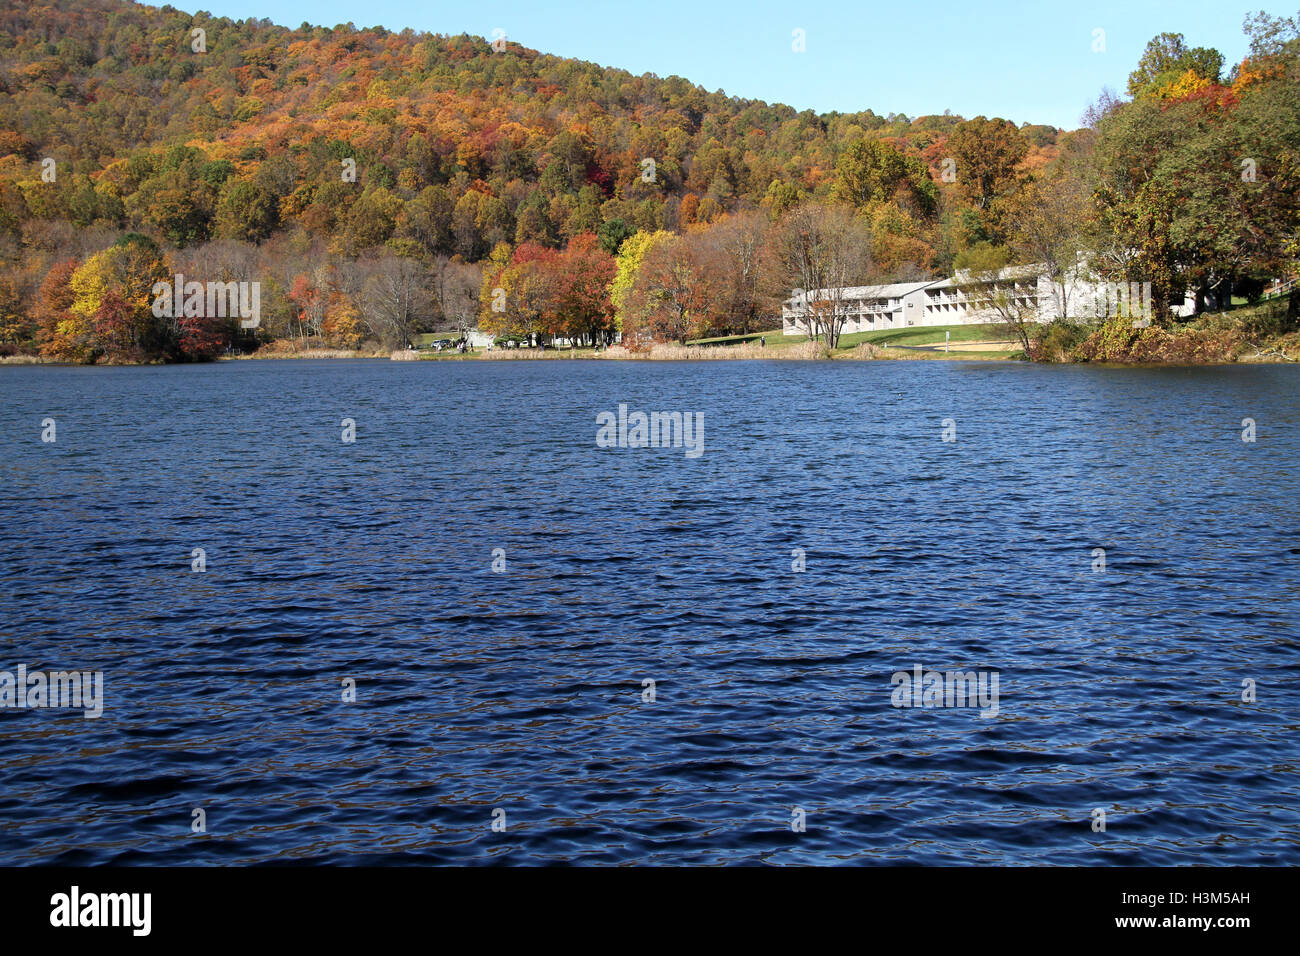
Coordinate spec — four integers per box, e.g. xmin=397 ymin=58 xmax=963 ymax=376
xmin=779 ymin=265 xmax=1181 ymax=335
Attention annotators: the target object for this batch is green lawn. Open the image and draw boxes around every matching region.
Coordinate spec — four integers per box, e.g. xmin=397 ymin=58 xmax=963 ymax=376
xmin=684 ymin=332 xmax=771 ymax=346
xmin=766 ymin=323 xmax=1010 ymax=349
xmin=410 ymin=332 xmax=462 ymax=348
xmin=857 ymin=322 xmax=1008 ymax=346
xmin=877 ymin=346 xmax=1025 ymax=361
xmin=418 ymin=323 xmax=1009 ymax=352
xmin=412 ymin=322 xmax=1017 ymax=359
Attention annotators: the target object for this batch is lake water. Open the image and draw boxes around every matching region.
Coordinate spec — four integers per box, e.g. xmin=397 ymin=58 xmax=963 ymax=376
xmin=1 ymin=358 xmax=1297 ymax=865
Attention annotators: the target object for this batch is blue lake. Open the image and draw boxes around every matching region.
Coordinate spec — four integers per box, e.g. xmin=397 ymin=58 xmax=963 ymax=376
xmin=1 ymin=358 xmax=1297 ymax=864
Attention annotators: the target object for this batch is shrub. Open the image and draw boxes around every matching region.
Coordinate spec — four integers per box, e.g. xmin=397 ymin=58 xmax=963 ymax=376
xmin=1027 ymin=320 xmax=1092 ymax=363
xmin=1074 ymin=317 xmax=1244 ymax=363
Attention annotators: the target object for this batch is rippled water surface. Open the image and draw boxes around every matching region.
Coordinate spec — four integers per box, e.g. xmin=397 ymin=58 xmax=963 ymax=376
xmin=1 ymin=358 xmax=1297 ymax=865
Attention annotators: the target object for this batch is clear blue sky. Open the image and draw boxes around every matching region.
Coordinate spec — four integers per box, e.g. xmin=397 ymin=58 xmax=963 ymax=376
xmin=194 ymin=0 xmax=1294 ymax=129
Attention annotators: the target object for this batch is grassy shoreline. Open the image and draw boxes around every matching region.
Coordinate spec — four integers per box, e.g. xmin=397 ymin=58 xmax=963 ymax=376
xmin=6 ymin=312 xmax=1296 ymax=366
xmin=404 ymin=323 xmax=1027 ymax=362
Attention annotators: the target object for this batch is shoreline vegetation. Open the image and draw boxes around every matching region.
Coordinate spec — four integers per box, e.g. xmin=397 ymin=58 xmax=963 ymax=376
xmin=6 ymin=303 xmax=1284 ymax=366
xmin=6 ymin=304 xmax=1296 ymax=367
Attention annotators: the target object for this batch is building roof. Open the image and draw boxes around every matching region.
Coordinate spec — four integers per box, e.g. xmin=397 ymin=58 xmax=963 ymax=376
xmin=787 ymin=264 xmax=1049 ymax=305
xmin=786 ymin=280 xmax=941 ymax=306
xmin=935 ymin=263 xmax=1046 ymax=289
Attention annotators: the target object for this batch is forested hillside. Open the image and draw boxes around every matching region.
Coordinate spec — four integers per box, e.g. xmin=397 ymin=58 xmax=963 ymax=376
xmin=0 ymin=1 xmax=1296 ymax=361
xmin=0 ymin=0 xmax=1061 ymax=243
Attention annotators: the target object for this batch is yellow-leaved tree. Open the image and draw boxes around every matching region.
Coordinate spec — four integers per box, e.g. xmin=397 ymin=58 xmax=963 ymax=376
xmin=609 ymin=230 xmax=672 ymax=337
xmin=65 ymin=236 xmax=169 ymax=359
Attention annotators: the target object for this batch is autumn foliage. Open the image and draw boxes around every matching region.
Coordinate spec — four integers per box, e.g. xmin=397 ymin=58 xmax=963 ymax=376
xmin=0 ymin=1 xmax=1294 ymax=360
